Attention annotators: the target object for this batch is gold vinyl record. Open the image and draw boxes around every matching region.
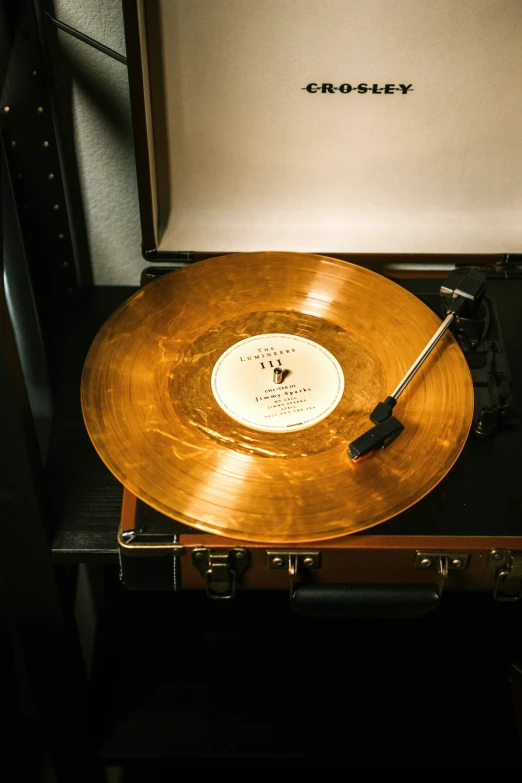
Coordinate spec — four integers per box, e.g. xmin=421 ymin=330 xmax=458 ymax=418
xmin=81 ymin=252 xmax=473 ymax=543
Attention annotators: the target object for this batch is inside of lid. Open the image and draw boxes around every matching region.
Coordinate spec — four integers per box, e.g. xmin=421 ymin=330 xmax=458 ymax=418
xmin=138 ymin=0 xmax=522 ymax=255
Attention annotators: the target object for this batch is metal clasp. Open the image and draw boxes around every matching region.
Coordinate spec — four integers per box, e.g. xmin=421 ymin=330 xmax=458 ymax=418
xmin=265 ymin=551 xmax=321 ymax=595
xmin=266 ymin=551 xmax=321 ymax=572
xmin=414 ymin=551 xmax=470 ymax=596
xmin=489 ymin=549 xmax=522 ymax=601
xmin=192 ymin=547 xmax=250 ymax=599
xmin=266 ymin=551 xmax=321 ymax=576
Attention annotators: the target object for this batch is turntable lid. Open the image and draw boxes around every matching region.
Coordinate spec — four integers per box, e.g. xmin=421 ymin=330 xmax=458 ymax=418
xmin=127 ymin=0 xmax=522 ymax=256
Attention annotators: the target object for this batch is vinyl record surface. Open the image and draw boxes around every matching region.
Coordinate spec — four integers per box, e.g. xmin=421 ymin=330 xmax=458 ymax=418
xmin=81 ymin=252 xmax=473 ymax=542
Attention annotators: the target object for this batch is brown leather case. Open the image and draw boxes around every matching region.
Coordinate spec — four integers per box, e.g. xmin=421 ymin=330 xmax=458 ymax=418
xmin=119 ymin=486 xmax=522 ymax=611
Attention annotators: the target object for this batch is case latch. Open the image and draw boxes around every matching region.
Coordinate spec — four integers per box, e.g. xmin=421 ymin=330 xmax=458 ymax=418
xmin=489 ymin=549 xmax=522 ymax=601
xmin=192 ymin=547 xmax=250 ymax=599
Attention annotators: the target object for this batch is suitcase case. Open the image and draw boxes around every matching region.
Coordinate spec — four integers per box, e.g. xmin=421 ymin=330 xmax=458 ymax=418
xmin=110 ymin=0 xmax=522 ymax=614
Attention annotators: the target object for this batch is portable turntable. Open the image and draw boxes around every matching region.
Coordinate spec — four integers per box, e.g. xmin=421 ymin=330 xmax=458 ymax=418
xmin=69 ymin=0 xmax=522 ymax=614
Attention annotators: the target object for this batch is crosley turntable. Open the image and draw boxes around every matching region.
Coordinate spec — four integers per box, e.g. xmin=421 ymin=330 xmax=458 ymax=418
xmin=74 ymin=0 xmax=522 ymax=610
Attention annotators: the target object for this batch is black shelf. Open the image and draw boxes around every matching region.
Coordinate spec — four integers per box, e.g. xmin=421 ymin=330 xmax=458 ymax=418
xmin=47 ymin=286 xmax=134 ymax=561
xmin=48 ymin=277 xmax=522 ymax=562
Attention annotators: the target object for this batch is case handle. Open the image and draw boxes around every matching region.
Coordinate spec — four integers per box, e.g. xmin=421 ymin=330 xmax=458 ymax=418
xmin=290 ymin=583 xmax=441 ymax=619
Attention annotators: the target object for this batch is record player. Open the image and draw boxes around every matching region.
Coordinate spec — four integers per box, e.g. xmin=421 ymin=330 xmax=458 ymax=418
xmin=79 ymin=0 xmax=522 ymax=615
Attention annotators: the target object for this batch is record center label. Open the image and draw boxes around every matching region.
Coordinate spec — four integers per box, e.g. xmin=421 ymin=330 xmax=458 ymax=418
xmin=211 ymin=334 xmax=344 ymax=432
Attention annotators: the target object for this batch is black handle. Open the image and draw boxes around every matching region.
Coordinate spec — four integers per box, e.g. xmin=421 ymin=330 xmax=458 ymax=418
xmin=291 ymin=583 xmax=440 ymax=619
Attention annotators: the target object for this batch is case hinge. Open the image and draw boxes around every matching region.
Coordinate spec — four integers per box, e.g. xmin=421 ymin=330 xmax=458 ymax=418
xmin=413 ymin=551 xmax=470 ymax=595
xmin=413 ymin=551 xmax=470 ymax=572
xmin=192 ymin=547 xmax=250 ymax=599
xmin=266 ymin=551 xmax=321 ymax=577
xmin=489 ymin=549 xmax=522 ymax=601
